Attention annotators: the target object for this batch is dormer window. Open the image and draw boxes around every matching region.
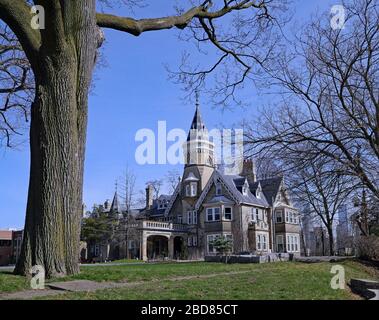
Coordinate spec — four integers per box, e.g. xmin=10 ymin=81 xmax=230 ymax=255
xmin=186 ymin=182 xmax=197 ymax=197
xmin=256 ymin=186 xmax=262 ymax=199
xmin=242 ymin=181 xmax=249 ymax=195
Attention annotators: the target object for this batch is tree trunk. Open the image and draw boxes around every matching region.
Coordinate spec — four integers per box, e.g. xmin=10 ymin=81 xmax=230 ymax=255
xmin=327 ymin=226 xmax=335 ymax=256
xmin=14 ymin=1 xmax=98 ymax=278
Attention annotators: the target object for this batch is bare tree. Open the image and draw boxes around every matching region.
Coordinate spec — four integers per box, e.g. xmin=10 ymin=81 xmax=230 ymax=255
xmin=165 ymin=169 xmax=180 ymax=194
xmin=118 ymin=165 xmax=137 ymax=213
xmin=247 ymin=0 xmax=379 ymax=200
xmin=0 ymin=23 xmax=33 ymax=147
xmin=288 ymin=157 xmax=355 ymax=255
xmin=0 ymin=0 xmax=287 ymax=277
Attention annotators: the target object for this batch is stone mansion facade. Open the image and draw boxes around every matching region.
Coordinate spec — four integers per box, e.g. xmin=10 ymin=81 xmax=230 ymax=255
xmin=122 ymin=101 xmax=301 ymax=261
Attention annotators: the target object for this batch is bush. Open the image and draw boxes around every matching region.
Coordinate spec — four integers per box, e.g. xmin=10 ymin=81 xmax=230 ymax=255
xmin=356 ymin=235 xmax=379 ymax=261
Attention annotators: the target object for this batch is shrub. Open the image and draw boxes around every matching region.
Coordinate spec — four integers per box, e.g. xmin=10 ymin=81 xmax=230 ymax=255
xmin=356 ymin=235 xmax=379 ymax=261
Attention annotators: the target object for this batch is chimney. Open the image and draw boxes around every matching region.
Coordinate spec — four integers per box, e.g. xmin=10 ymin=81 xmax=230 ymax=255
xmin=146 ymin=185 xmax=154 ymax=209
xmin=241 ymin=158 xmax=256 ymax=182
xmin=104 ymin=199 xmax=110 ymax=210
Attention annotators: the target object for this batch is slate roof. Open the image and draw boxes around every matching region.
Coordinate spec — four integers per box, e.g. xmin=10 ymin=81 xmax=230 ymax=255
xmin=110 ymin=191 xmax=121 ymax=213
xmin=257 ymin=177 xmax=283 ymax=206
xmin=145 ymin=194 xmax=173 ymax=217
xmin=187 ymin=101 xmax=207 ymax=141
xmin=219 ymin=172 xmax=269 ymax=207
xmin=206 ymin=195 xmax=235 ymax=205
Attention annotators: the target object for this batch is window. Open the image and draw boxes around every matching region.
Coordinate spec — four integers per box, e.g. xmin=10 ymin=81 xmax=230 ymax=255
xmin=216 ymin=183 xmax=222 ymax=196
xmin=262 ymin=235 xmax=267 ymax=250
xmin=207 ymin=208 xmax=213 ymax=221
xmin=190 ymin=183 xmax=197 ymax=196
xmin=177 ymin=215 xmax=182 ymax=224
xmin=242 ymin=182 xmax=249 ymax=195
xmin=276 ymin=235 xmax=284 ymax=252
xmin=193 ymin=236 xmax=197 ymax=246
xmin=187 ymin=211 xmax=192 ymax=224
xmin=291 ymin=235 xmax=295 ymax=251
xmin=193 ymin=211 xmax=197 ymax=225
xmin=206 ymin=207 xmax=220 ymax=221
xmin=256 ymin=208 xmax=260 ymax=221
xmin=214 ymin=208 xmax=220 ymax=220
xmin=257 ymin=234 xmax=263 ymax=250
xmin=185 ymin=183 xmax=197 ymax=197
xmin=251 ymin=208 xmax=256 ymax=222
xmin=256 ymin=187 xmax=261 ymax=199
xmin=0 ymin=240 xmax=11 ymax=247
xmin=188 ymin=237 xmax=193 ymax=247
xmin=224 ymin=207 xmax=232 ymax=220
xmin=276 ymin=210 xmax=283 ymax=223
xmin=286 ymin=234 xmax=299 ymax=252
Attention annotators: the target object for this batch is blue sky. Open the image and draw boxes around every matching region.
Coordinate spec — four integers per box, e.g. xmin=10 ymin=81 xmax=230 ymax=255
xmin=0 ymin=0 xmax=334 ymax=229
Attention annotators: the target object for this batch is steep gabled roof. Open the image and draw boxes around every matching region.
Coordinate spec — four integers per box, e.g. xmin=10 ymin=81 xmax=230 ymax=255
xmin=110 ymin=191 xmax=121 ymax=213
xmin=195 ymin=170 xmax=269 ymax=210
xmin=221 ymin=174 xmax=269 ymax=207
xmin=258 ymin=176 xmax=283 ymax=206
xmin=164 ymin=181 xmax=181 ymax=216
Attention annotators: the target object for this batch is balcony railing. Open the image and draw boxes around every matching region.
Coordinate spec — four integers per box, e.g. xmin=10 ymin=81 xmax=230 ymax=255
xmin=128 ymin=220 xmax=188 ymax=232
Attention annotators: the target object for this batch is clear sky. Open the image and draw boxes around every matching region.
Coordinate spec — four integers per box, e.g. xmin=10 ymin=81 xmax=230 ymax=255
xmin=0 ymin=0 xmax=334 ymax=229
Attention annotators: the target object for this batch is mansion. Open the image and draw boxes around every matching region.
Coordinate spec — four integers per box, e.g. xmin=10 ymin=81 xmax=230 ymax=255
xmin=86 ymin=101 xmax=301 ymax=261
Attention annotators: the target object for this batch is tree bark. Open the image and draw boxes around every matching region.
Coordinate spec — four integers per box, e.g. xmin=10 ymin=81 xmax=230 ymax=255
xmin=14 ymin=0 xmax=98 ymax=278
xmin=327 ymin=225 xmax=334 ymax=256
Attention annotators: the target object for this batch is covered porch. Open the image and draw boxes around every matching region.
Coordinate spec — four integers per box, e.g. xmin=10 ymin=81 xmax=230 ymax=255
xmin=136 ymin=220 xmax=188 ymax=261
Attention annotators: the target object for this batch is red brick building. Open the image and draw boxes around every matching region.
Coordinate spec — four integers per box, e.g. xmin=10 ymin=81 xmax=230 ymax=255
xmin=0 ymin=230 xmax=13 ymax=266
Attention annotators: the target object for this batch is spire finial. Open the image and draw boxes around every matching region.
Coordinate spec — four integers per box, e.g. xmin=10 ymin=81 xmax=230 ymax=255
xmin=115 ymin=180 xmax=118 ymax=194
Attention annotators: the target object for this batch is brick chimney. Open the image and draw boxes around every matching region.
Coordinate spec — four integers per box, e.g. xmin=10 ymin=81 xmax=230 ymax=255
xmin=146 ymin=184 xmax=154 ymax=209
xmin=241 ymin=158 xmax=256 ymax=182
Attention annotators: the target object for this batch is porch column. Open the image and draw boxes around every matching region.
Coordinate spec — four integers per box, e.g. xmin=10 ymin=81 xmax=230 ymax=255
xmin=168 ymin=236 xmax=174 ymax=259
xmin=142 ymin=232 xmax=148 ymax=261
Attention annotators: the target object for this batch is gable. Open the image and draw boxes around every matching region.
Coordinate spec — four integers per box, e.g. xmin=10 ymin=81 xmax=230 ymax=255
xmin=195 ymin=171 xmax=239 ymax=210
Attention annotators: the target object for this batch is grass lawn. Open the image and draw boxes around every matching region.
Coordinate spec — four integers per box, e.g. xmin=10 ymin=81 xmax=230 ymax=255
xmin=1 ymin=260 xmax=378 ymax=299
xmin=0 ymin=271 xmax=29 ymax=294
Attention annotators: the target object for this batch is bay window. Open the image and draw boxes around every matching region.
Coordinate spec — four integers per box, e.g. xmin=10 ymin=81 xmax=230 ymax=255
xmin=206 ymin=207 xmax=220 ymax=221
xmin=224 ymin=207 xmax=232 ymax=220
xmin=276 ymin=210 xmax=283 ymax=223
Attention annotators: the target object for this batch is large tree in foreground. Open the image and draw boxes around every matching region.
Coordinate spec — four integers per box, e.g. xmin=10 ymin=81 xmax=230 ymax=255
xmin=0 ymin=0 xmax=285 ymax=277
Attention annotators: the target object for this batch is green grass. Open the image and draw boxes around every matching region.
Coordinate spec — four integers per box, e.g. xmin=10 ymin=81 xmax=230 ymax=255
xmin=107 ymin=258 xmax=145 ymax=264
xmin=0 ymin=271 xmax=29 ymax=294
xmin=1 ymin=260 xmax=378 ymax=299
